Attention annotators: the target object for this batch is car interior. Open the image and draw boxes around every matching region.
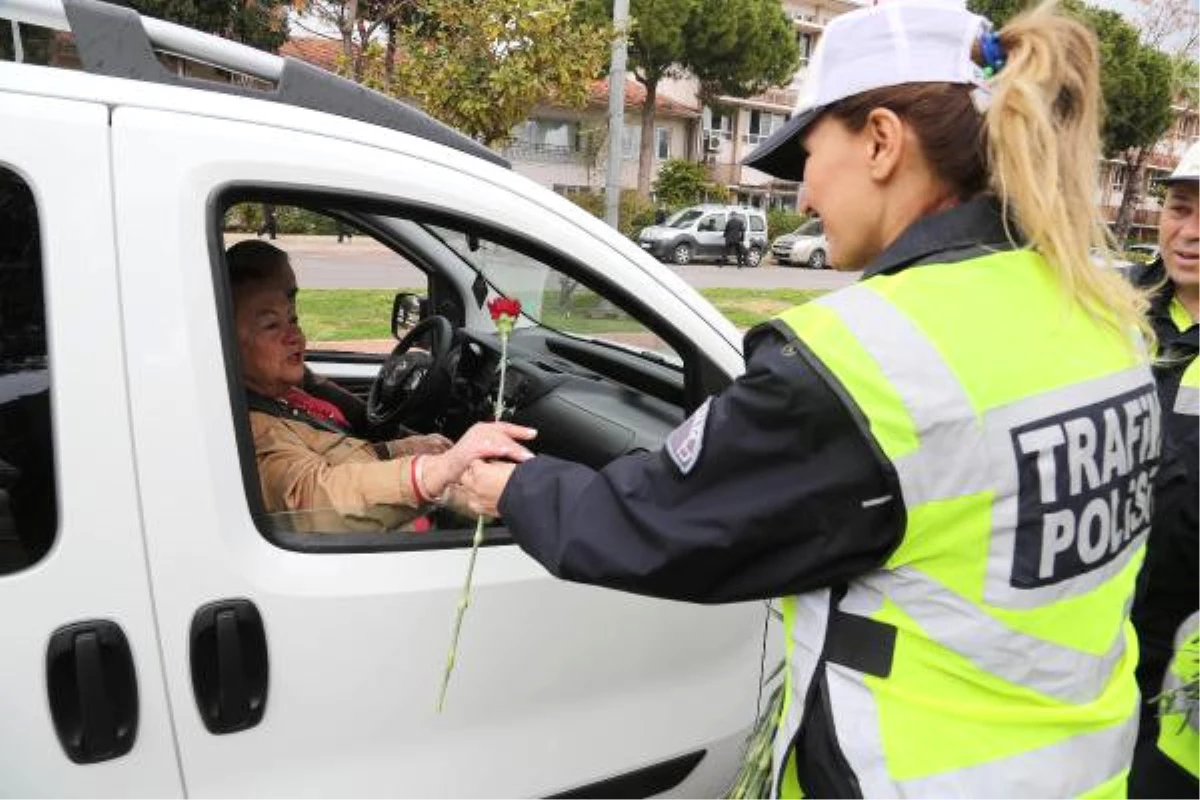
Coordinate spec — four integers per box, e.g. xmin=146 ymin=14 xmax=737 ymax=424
xmin=216 ymin=192 xmax=733 ymax=551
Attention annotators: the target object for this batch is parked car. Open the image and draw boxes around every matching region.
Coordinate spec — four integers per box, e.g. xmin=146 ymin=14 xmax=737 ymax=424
xmin=637 ymin=204 xmax=768 ymax=267
xmin=772 ymin=218 xmax=830 ymax=268
xmin=1089 ymin=247 xmax=1133 ymax=273
xmin=0 ymin=1 xmax=768 ymax=795
xmin=1125 ymin=243 xmax=1160 ymax=263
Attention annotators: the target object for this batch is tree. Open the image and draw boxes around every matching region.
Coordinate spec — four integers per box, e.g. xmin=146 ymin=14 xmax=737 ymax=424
xmin=289 ymin=0 xmax=415 ymax=83
xmin=118 ymin=0 xmax=290 ymax=52
xmin=1129 ymin=0 xmax=1198 ymax=57
xmin=967 ymin=0 xmax=1175 ymax=243
xmin=653 ymin=158 xmax=708 ymax=207
xmin=361 ymin=0 xmax=611 ymax=145
xmin=1083 ymin=6 xmax=1176 ymax=242
xmin=579 ymin=0 xmax=799 ymax=198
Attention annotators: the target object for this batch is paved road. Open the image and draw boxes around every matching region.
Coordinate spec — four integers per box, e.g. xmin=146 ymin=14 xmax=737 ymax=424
xmin=232 ymin=234 xmax=861 ymax=292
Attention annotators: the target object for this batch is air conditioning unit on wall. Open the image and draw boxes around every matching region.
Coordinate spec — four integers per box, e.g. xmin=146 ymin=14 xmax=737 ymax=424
xmin=704 ymin=135 xmax=722 ymax=152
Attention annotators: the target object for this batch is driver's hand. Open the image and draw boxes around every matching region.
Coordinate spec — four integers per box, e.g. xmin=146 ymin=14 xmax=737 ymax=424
xmin=390 ymin=433 xmax=453 ymax=457
xmin=422 ymin=422 xmax=536 ymax=500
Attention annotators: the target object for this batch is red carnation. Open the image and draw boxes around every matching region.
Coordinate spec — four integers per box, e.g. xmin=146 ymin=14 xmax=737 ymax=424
xmin=487 ymin=296 xmax=522 ymax=321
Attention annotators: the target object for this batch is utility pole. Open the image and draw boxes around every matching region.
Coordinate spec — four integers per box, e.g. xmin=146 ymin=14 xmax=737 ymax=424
xmin=604 ymin=0 xmax=630 ymax=230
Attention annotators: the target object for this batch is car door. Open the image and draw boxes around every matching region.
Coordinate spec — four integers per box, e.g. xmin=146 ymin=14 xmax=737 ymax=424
xmin=696 ymin=213 xmax=727 ymax=259
xmin=111 ymin=104 xmax=763 ymax=797
xmin=0 ymin=88 xmax=183 ymax=796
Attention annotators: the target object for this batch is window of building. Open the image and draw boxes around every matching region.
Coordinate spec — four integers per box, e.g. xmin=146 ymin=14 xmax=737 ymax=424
xmin=796 ymin=32 xmax=816 ymax=65
xmin=655 ymin=128 xmax=671 ymax=160
xmin=621 ymin=124 xmax=641 ymax=160
xmin=745 ymin=111 xmax=785 ymax=145
xmin=703 ymin=108 xmax=734 ymax=142
xmin=511 ymin=119 xmax=580 ymax=156
xmin=1110 ymin=165 xmax=1127 ymax=196
xmin=0 ymin=168 xmax=56 ymax=575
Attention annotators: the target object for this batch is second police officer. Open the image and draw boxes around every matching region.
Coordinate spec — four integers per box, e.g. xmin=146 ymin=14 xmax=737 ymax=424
xmin=1128 ymin=142 xmax=1199 ymax=797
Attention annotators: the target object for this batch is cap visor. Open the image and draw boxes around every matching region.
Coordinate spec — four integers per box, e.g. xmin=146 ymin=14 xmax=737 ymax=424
xmin=741 ymin=107 xmax=823 ymax=180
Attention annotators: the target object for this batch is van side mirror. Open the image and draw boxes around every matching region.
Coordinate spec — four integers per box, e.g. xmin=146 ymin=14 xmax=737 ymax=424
xmin=391 ymin=292 xmax=427 ymax=338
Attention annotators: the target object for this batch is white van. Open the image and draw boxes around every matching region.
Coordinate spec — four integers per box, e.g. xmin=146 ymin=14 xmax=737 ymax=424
xmin=637 ymin=205 xmax=769 ymax=267
xmin=0 ymin=0 xmax=771 ymax=795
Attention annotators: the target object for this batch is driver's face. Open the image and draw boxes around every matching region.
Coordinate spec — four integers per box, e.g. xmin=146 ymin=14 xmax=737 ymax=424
xmin=236 ymin=278 xmax=306 ymax=398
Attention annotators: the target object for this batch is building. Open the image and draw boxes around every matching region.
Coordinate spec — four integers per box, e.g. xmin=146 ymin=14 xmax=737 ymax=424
xmin=673 ymin=0 xmax=863 ymax=210
xmin=501 ymin=79 xmax=701 ymax=197
xmin=1098 ymin=102 xmax=1200 ymax=243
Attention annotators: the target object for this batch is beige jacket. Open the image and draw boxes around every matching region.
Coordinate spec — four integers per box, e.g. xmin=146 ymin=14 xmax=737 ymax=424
xmin=250 ymin=410 xmax=429 ymax=532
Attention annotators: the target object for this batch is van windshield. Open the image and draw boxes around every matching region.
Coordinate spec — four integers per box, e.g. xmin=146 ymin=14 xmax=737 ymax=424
xmin=666 ymin=209 xmax=704 ymax=228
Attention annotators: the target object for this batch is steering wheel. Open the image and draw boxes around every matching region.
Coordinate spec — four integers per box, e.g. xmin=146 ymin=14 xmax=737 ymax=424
xmin=367 ymin=315 xmax=454 ymax=429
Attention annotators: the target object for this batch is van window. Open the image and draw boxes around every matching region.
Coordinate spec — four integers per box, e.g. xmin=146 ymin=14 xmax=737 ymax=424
xmin=219 ymin=198 xmax=683 ymax=545
xmin=666 ymin=209 xmax=703 ymax=229
xmin=0 ymin=168 xmax=56 ymax=574
xmin=749 ymin=216 xmax=765 ymax=232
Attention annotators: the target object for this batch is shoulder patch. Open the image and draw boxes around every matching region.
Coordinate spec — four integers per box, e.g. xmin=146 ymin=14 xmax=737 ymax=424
xmin=666 ymin=397 xmax=712 ymax=476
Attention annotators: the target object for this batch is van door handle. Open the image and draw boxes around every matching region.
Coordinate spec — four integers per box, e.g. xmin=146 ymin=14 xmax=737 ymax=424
xmin=190 ymin=599 xmax=268 ymax=734
xmin=46 ymin=620 xmax=139 ymax=764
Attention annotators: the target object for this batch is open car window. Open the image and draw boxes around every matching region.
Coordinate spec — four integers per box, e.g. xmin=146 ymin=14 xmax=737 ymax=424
xmin=218 ymin=197 xmax=690 ymax=548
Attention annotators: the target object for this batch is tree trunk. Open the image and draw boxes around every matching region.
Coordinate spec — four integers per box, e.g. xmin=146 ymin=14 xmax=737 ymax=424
xmin=339 ymin=0 xmax=358 ymax=79
xmin=384 ymin=22 xmax=397 ymax=92
xmin=637 ymin=78 xmax=659 ymax=199
xmin=1113 ymin=147 xmax=1150 ymax=245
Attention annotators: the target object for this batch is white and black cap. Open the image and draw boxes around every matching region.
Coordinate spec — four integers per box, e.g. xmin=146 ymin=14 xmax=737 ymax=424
xmin=1162 ymin=141 xmax=1200 ymax=185
xmin=743 ymin=0 xmax=993 ymax=181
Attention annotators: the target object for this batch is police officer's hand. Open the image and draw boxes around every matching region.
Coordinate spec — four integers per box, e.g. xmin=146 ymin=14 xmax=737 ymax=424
xmin=460 ymin=460 xmax=519 ymax=518
xmin=422 ymin=422 xmax=535 ymax=500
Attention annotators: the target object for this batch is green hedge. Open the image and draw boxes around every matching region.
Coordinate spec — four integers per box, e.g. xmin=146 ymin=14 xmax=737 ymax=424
xmin=224 ymin=203 xmax=341 ymax=235
xmin=766 ymin=210 xmax=807 ymax=244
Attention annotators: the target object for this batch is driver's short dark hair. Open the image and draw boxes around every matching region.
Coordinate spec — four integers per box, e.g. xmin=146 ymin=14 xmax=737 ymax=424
xmin=226 ymin=240 xmax=292 ymax=291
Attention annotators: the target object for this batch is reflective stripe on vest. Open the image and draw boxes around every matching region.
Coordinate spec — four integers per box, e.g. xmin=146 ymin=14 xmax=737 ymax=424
xmin=1157 ymin=610 xmax=1200 ymax=778
xmin=771 ymin=262 xmax=1152 ymax=798
xmin=1174 ymin=358 xmax=1199 ymax=417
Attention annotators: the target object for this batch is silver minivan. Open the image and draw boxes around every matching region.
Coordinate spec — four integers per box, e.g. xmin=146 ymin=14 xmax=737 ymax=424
xmin=638 ymin=204 xmax=768 ymax=266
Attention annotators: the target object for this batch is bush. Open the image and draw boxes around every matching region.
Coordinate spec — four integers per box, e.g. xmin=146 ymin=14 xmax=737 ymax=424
xmin=223 ymin=203 xmax=339 ymax=235
xmin=653 ymin=159 xmax=709 ymax=207
xmin=766 ymin=209 xmax=806 ymax=243
xmin=564 ymin=189 xmax=659 ymax=240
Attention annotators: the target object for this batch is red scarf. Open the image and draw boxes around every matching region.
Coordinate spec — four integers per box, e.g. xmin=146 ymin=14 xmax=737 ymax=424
xmin=282 ymin=388 xmax=350 ymax=429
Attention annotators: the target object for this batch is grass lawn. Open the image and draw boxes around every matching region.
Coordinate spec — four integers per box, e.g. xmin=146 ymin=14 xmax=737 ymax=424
xmin=298 ymin=287 xmax=825 ymax=341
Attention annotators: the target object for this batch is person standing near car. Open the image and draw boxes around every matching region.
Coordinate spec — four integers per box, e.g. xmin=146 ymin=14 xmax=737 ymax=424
xmin=1128 ymin=141 xmax=1199 ymax=798
xmin=722 ymin=210 xmax=747 ymax=268
xmin=457 ymin=1 xmax=1157 ymax=796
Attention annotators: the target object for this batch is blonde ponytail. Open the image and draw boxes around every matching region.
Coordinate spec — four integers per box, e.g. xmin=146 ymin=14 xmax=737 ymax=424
xmin=986 ymin=0 xmax=1154 ymax=354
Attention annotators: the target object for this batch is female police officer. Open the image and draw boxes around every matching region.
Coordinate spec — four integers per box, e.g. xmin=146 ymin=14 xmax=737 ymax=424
xmin=462 ymin=1 xmax=1156 ymax=795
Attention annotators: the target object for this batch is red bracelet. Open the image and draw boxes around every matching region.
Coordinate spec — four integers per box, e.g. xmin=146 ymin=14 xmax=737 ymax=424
xmin=409 ymin=455 xmax=428 ymax=504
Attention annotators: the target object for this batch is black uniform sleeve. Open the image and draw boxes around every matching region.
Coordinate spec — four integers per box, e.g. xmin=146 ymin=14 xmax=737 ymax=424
xmin=497 ymin=323 xmax=904 ymax=603
xmin=1134 ymin=436 xmax=1199 ymax=681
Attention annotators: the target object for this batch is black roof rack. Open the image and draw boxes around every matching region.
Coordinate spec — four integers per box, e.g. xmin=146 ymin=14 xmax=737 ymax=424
xmin=25 ymin=0 xmax=509 ymax=169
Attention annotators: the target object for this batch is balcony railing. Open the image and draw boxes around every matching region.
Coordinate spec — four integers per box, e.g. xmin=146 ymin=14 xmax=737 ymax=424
xmin=756 ymin=87 xmax=799 ymax=109
xmin=500 ymin=141 xmax=588 ymax=164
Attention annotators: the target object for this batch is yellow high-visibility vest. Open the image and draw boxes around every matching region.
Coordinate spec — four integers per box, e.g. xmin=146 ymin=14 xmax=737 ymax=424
xmin=772 ymin=249 xmax=1156 ymax=798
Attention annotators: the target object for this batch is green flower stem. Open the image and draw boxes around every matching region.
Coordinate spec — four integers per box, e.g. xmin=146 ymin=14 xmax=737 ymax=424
xmin=437 ymin=315 xmax=513 ymax=712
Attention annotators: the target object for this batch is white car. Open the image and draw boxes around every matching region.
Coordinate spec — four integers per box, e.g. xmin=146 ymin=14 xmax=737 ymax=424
xmin=772 ymin=218 xmax=830 ymax=269
xmin=0 ymin=0 xmax=769 ymax=795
